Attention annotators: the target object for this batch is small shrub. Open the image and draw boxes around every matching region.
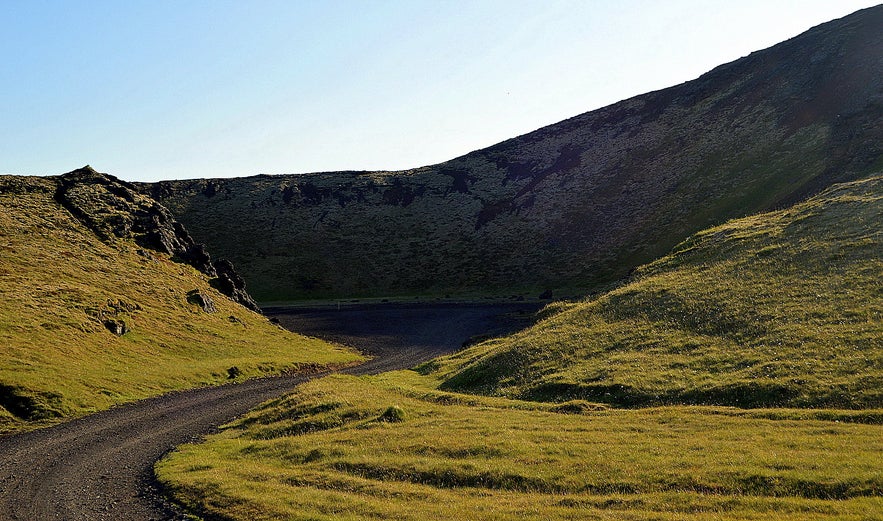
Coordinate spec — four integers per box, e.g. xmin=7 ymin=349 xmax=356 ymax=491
xmin=378 ymin=405 xmax=405 ymax=423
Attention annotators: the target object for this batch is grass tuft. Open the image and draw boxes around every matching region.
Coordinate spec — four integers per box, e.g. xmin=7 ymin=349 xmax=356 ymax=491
xmin=378 ymin=405 xmax=405 ymax=423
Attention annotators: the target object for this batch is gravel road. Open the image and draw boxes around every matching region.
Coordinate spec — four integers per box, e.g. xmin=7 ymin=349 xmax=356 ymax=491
xmin=0 ymin=303 xmax=538 ymax=520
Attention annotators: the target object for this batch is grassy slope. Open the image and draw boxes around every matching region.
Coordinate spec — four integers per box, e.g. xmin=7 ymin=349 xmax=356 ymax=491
xmin=0 ymin=175 xmax=361 ymax=432
xmin=437 ymin=174 xmax=883 ymax=408
xmin=157 ymin=176 xmax=882 ymax=519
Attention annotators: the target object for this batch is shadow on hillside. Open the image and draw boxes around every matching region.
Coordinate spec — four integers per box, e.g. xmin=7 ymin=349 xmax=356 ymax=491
xmin=267 ymin=302 xmax=543 ymax=374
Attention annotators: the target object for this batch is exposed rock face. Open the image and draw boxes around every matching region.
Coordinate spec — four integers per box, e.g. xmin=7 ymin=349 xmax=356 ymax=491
xmin=56 ymin=166 xmax=216 ymax=276
xmin=103 ymin=319 xmax=129 ymax=336
xmin=212 ymin=260 xmax=260 ymax=312
xmin=187 ymin=290 xmax=217 ymax=313
xmin=149 ymin=7 xmax=883 ymax=301
xmin=56 ymin=167 xmax=261 ymax=311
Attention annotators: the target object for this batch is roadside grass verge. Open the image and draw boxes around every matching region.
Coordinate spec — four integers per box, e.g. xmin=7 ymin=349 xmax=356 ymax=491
xmin=157 ymin=373 xmax=883 ymax=520
xmin=0 ymin=176 xmax=362 ymax=432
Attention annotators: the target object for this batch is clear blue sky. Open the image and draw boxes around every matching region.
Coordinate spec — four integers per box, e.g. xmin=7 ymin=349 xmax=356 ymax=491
xmin=2 ymin=0 xmax=878 ymax=182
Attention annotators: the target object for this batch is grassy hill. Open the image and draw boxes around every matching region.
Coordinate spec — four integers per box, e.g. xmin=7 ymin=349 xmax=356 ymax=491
xmin=148 ymin=6 xmax=883 ymax=302
xmin=157 ymin=174 xmax=883 ymax=519
xmin=435 ymin=175 xmax=883 ymax=408
xmin=0 ymin=169 xmax=361 ymax=432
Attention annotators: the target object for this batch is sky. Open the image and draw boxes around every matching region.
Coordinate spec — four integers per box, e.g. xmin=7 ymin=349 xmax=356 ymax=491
xmin=2 ymin=1 xmax=879 ymax=182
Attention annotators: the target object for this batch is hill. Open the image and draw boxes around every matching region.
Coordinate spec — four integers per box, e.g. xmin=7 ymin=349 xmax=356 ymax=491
xmin=0 ymin=167 xmax=360 ymax=432
xmin=434 ymin=173 xmax=883 ymax=408
xmin=148 ymin=6 xmax=883 ymax=302
xmin=157 ymin=174 xmax=883 ymax=520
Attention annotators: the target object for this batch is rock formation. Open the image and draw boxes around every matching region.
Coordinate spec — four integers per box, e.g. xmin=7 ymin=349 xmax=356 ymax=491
xmin=56 ymin=166 xmax=261 ymax=311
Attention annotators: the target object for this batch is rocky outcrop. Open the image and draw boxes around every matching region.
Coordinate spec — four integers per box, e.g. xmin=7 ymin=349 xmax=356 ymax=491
xmin=55 ymin=166 xmax=216 ymax=276
xmin=187 ymin=290 xmax=217 ymax=313
xmin=55 ymin=167 xmax=261 ymax=312
xmin=104 ymin=319 xmax=129 ymax=336
xmin=85 ymin=299 xmax=141 ymax=336
xmin=212 ymin=260 xmax=260 ymax=312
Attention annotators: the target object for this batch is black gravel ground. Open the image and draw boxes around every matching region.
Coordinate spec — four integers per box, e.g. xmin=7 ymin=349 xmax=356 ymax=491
xmin=0 ymin=303 xmax=539 ymax=520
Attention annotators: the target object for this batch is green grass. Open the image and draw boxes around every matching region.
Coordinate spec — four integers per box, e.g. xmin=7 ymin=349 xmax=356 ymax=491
xmin=435 ymin=174 xmax=883 ymax=408
xmin=158 ymin=174 xmax=882 ymax=519
xmin=0 ymin=175 xmax=362 ymax=432
xmin=157 ymin=373 xmax=883 ymax=520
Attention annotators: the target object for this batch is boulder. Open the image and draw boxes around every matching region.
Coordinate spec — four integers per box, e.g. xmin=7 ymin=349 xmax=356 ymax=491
xmin=104 ymin=319 xmax=129 ymax=336
xmin=186 ymin=290 xmax=216 ymax=313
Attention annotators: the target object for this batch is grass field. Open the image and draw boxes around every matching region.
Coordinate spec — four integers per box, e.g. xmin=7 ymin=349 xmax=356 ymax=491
xmin=158 ymin=373 xmax=883 ymax=520
xmin=158 ymin=175 xmax=882 ymax=519
xmin=0 ymin=175 xmax=361 ymax=432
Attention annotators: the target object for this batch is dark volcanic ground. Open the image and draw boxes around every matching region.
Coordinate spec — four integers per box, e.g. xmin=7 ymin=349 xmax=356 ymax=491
xmin=270 ymin=302 xmax=542 ymax=374
xmin=0 ymin=303 xmax=539 ymax=520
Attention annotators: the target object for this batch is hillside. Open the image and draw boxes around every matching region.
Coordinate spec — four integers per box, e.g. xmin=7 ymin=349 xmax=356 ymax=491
xmin=149 ymin=6 xmax=883 ymax=302
xmin=158 ymin=174 xmax=883 ymax=519
xmin=0 ymin=168 xmax=360 ymax=432
xmin=434 ymin=173 xmax=883 ymax=408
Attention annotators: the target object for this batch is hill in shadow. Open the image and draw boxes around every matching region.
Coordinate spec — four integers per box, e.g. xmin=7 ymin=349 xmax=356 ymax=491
xmin=148 ymin=6 xmax=883 ymax=302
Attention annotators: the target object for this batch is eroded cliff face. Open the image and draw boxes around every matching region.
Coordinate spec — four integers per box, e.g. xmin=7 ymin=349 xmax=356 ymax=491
xmin=149 ymin=6 xmax=883 ymax=301
xmin=57 ymin=166 xmax=260 ymax=311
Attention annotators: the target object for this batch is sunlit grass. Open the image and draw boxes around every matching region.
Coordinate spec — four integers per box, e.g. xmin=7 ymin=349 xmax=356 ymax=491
xmin=159 ymin=175 xmax=883 ymax=519
xmin=436 ymin=175 xmax=883 ymax=408
xmin=0 ymin=176 xmax=362 ymax=431
xmin=158 ymin=373 xmax=883 ymax=520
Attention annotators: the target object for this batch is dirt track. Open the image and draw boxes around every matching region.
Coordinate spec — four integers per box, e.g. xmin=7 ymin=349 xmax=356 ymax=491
xmin=0 ymin=303 xmax=538 ymax=520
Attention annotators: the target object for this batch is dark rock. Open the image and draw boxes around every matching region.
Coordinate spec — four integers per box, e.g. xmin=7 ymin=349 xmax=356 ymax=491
xmin=214 ymin=259 xmax=246 ymax=291
xmin=135 ymin=249 xmax=157 ymax=262
xmin=54 ymin=167 xmax=217 ymax=277
xmin=179 ymin=243 xmax=215 ymax=278
xmin=211 ymin=259 xmax=260 ymax=312
xmin=54 ymin=167 xmax=262 ymax=313
xmin=227 ymin=366 xmax=241 ymax=379
xmin=186 ymin=290 xmax=216 ymax=313
xmin=104 ymin=319 xmax=129 ymax=336
xmin=440 ymin=167 xmax=475 ymax=194
xmin=539 ymin=289 xmax=553 ymax=300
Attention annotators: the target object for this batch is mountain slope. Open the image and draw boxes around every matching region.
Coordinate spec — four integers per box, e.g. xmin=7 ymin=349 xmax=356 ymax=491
xmin=149 ymin=6 xmax=883 ymax=301
xmin=431 ymin=173 xmax=883 ymax=408
xmin=0 ymin=168 xmax=360 ymax=432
